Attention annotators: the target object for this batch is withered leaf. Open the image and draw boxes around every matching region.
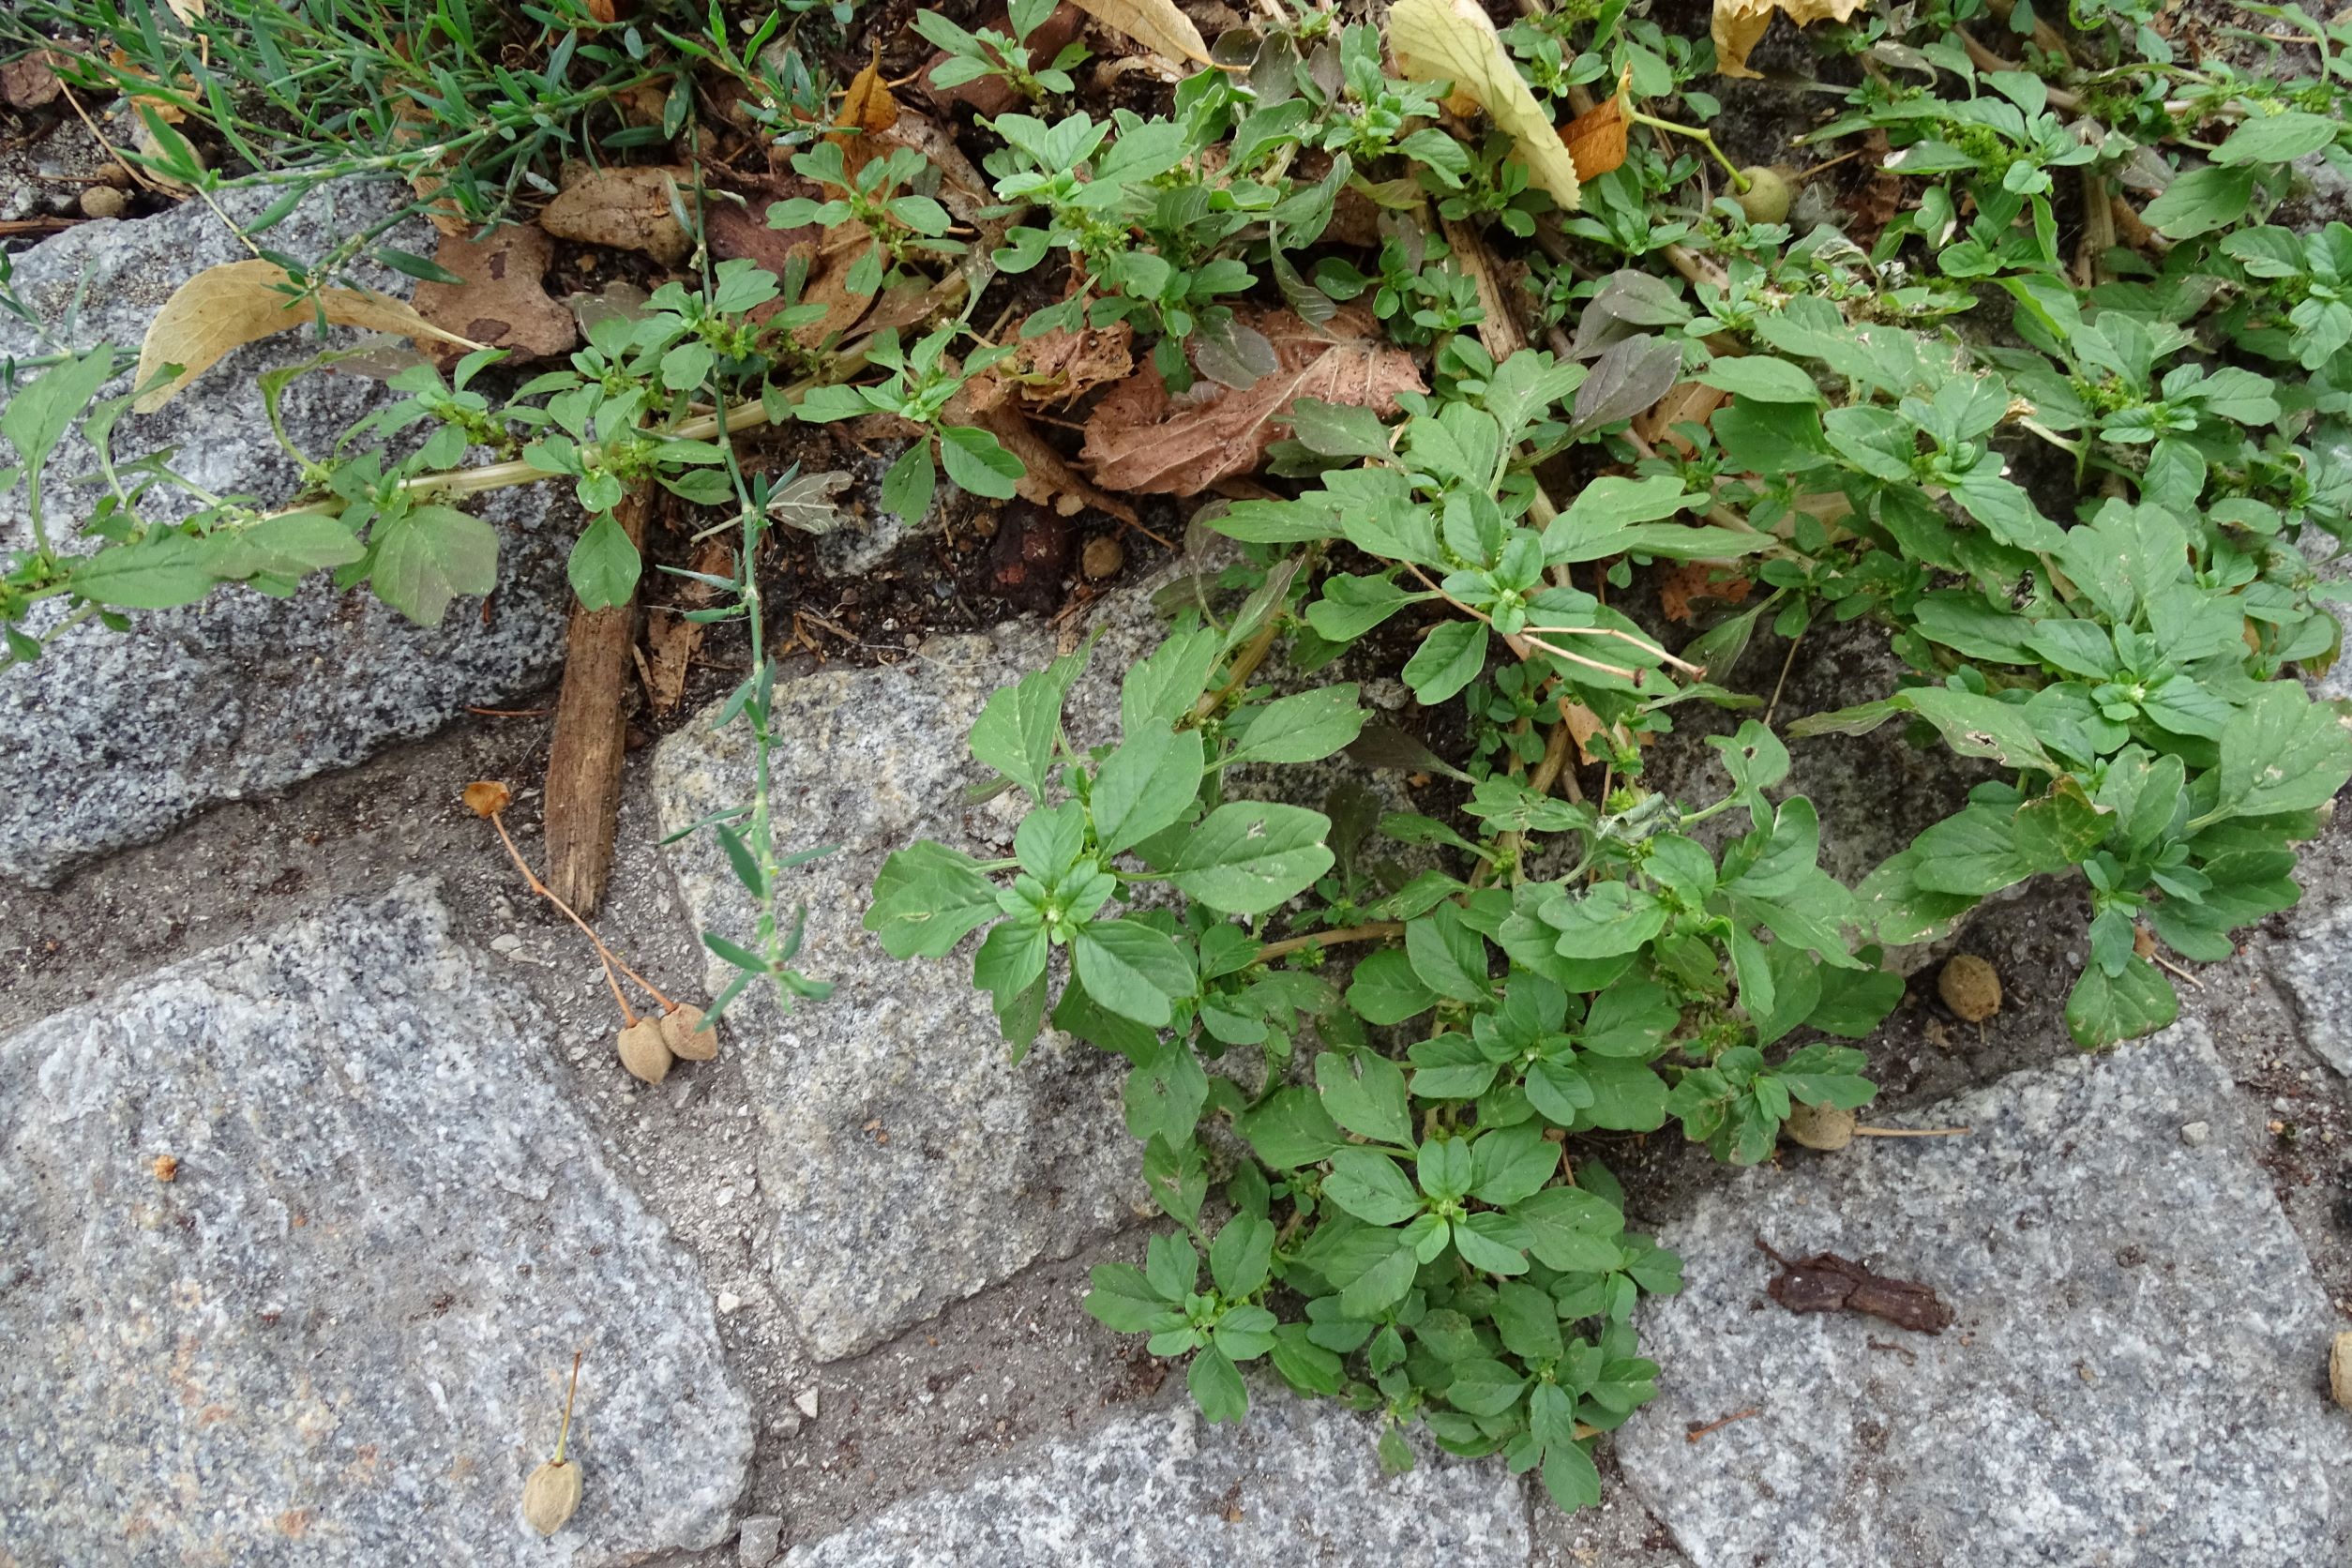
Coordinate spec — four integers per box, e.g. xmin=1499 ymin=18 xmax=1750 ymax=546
xmin=1078 ymin=306 xmax=1424 ymax=497
xmin=134 ymin=260 xmax=482 ymax=413
xmin=411 ymin=224 xmax=578 ymax=366
xmin=1761 ymin=1242 xmax=1953 ymax=1334
xmin=1070 ymin=0 xmax=1211 ymax=65
xmin=765 ymin=469 xmax=853 ymax=534
xmin=1390 ymin=0 xmax=1580 ymax=210
xmin=1008 ymin=317 xmax=1134 ymax=407
xmin=538 ymin=166 xmax=693 ymax=265
xmin=981 ymin=404 xmax=1139 ymax=525
xmin=0 ymin=51 xmax=65 ymax=112
xmin=1713 ymin=0 xmax=1868 ymax=78
xmin=1560 ymin=91 xmax=1629 ymax=183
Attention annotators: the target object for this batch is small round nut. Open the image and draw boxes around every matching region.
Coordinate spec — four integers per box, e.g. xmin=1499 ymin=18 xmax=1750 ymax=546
xmin=1080 ymin=535 xmax=1124 ymax=581
xmin=616 ymin=1018 xmax=673 ymax=1084
xmin=1785 ymin=1103 xmax=1856 ymax=1152
xmin=660 ymin=1003 xmax=716 ymax=1062
xmin=521 ymin=1457 xmax=582 ymax=1535
xmin=1938 ymin=954 xmax=2002 ymax=1023
xmin=1735 ymin=165 xmax=1793 ymax=225
xmin=80 ymin=185 xmax=128 ymax=219
xmin=2331 ymin=1332 xmax=2352 ymax=1411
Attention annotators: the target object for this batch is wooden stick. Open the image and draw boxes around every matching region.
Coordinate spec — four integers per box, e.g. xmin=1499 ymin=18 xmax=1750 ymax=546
xmin=1852 ymin=1124 xmax=1971 ymax=1138
xmin=544 ymin=485 xmax=652 ymax=917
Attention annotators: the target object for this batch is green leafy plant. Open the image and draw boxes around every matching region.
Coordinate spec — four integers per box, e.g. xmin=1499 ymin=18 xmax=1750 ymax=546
xmin=913 ymin=0 xmax=1088 ymax=105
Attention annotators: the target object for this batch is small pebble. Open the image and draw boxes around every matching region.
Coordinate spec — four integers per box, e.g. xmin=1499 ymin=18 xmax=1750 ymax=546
xmin=79 ymin=185 xmax=128 ymax=219
xmin=717 ymin=1290 xmax=743 ymax=1314
xmin=2180 ymin=1121 xmax=2211 ymax=1147
xmin=490 ymin=933 xmax=523 ymax=955
xmin=738 ymin=1514 xmax=784 ymax=1567
xmin=794 ymin=1387 xmax=820 ymax=1419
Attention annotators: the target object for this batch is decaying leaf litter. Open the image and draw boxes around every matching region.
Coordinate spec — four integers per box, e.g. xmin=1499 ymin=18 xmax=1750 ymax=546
xmin=16 ymin=0 xmax=2352 ymax=1542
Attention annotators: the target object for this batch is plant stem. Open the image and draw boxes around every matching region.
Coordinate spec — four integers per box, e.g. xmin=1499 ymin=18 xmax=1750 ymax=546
xmin=490 ymin=809 xmax=673 ymax=1010
xmin=553 ymin=1349 xmax=583 ymax=1465
xmin=1629 ymin=109 xmax=1749 ymax=188
xmin=1254 ymin=922 xmax=1406 ymax=965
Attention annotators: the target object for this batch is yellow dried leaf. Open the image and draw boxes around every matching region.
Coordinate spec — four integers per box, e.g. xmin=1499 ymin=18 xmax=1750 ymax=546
xmin=133 ymin=261 xmax=484 ymax=414
xmin=1068 ymin=0 xmax=1210 ymax=66
xmin=164 ymin=0 xmax=205 ymax=21
xmin=1711 ymin=0 xmax=1867 ymax=79
xmin=1390 ymin=0 xmax=1580 ymax=211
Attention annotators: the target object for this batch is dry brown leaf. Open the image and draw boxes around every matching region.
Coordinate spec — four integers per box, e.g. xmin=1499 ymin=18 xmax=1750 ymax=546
xmin=411 ymin=224 xmax=578 ymax=366
xmin=641 ymin=609 xmax=702 ymax=715
xmin=0 ymin=52 xmax=65 ymax=112
xmin=835 ymin=56 xmax=901 ymax=143
xmin=108 ymin=46 xmax=188 ymax=126
xmin=538 ymin=166 xmax=693 ymax=265
xmin=1070 ymin=0 xmax=1211 ymax=65
xmin=133 ymin=260 xmax=484 ymax=413
xmin=1558 ymin=699 xmax=1639 ymax=764
xmin=163 ymin=0 xmax=205 ymax=19
xmin=1712 ymin=0 xmax=1866 ymax=78
xmin=1560 ymin=91 xmax=1628 ymax=183
xmin=1632 ymin=380 xmax=1727 ymax=455
xmin=981 ymin=405 xmax=1140 ymax=525
xmin=1655 ymin=559 xmax=1753 ymax=624
xmin=1391 ymin=0 xmax=1581 ymax=210
xmin=1078 ymin=305 xmax=1425 ymax=496
xmin=1008 ymin=317 xmax=1134 ymax=407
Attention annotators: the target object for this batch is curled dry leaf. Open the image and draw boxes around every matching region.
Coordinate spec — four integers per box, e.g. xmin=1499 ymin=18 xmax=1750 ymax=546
xmin=411 ymin=224 xmax=578 ymax=366
xmin=1632 ymin=380 xmax=1729 ymax=457
xmin=1712 ymin=0 xmax=1867 ymax=79
xmin=1390 ymin=0 xmax=1581 ymax=211
xmin=0 ymin=51 xmax=65 ymax=112
xmin=1069 ymin=0 xmax=1211 ymax=65
xmin=134 ymin=260 xmax=484 ymax=413
xmin=981 ymin=405 xmax=1140 ymax=524
xmin=1008 ymin=317 xmax=1134 ymax=407
xmin=538 ymin=166 xmax=693 ymax=265
xmin=2332 ymin=1332 xmax=2352 ymax=1411
xmin=1654 ymin=558 xmax=1752 ymax=624
xmin=463 ymin=780 xmax=514 ymax=818
xmin=392 ymin=98 xmax=468 ymax=235
xmin=1560 ymin=87 xmax=1629 ymax=183
xmin=1079 ymin=305 xmax=1424 ymax=496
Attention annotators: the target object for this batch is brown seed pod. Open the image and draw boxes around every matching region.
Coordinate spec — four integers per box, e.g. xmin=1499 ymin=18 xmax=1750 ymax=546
xmin=1735 ymin=166 xmax=1793 ymax=225
xmin=617 ymin=1018 xmax=673 ymax=1084
xmin=660 ymin=1003 xmax=716 ymax=1062
xmin=1785 ymin=1103 xmax=1856 ymax=1152
xmin=464 ymin=780 xmax=513 ymax=818
xmin=2331 ymin=1332 xmax=2352 ymax=1411
xmin=1080 ymin=535 xmax=1125 ymax=581
xmin=1938 ymin=954 xmax=2002 ymax=1023
xmin=521 ymin=1458 xmax=582 ymax=1535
